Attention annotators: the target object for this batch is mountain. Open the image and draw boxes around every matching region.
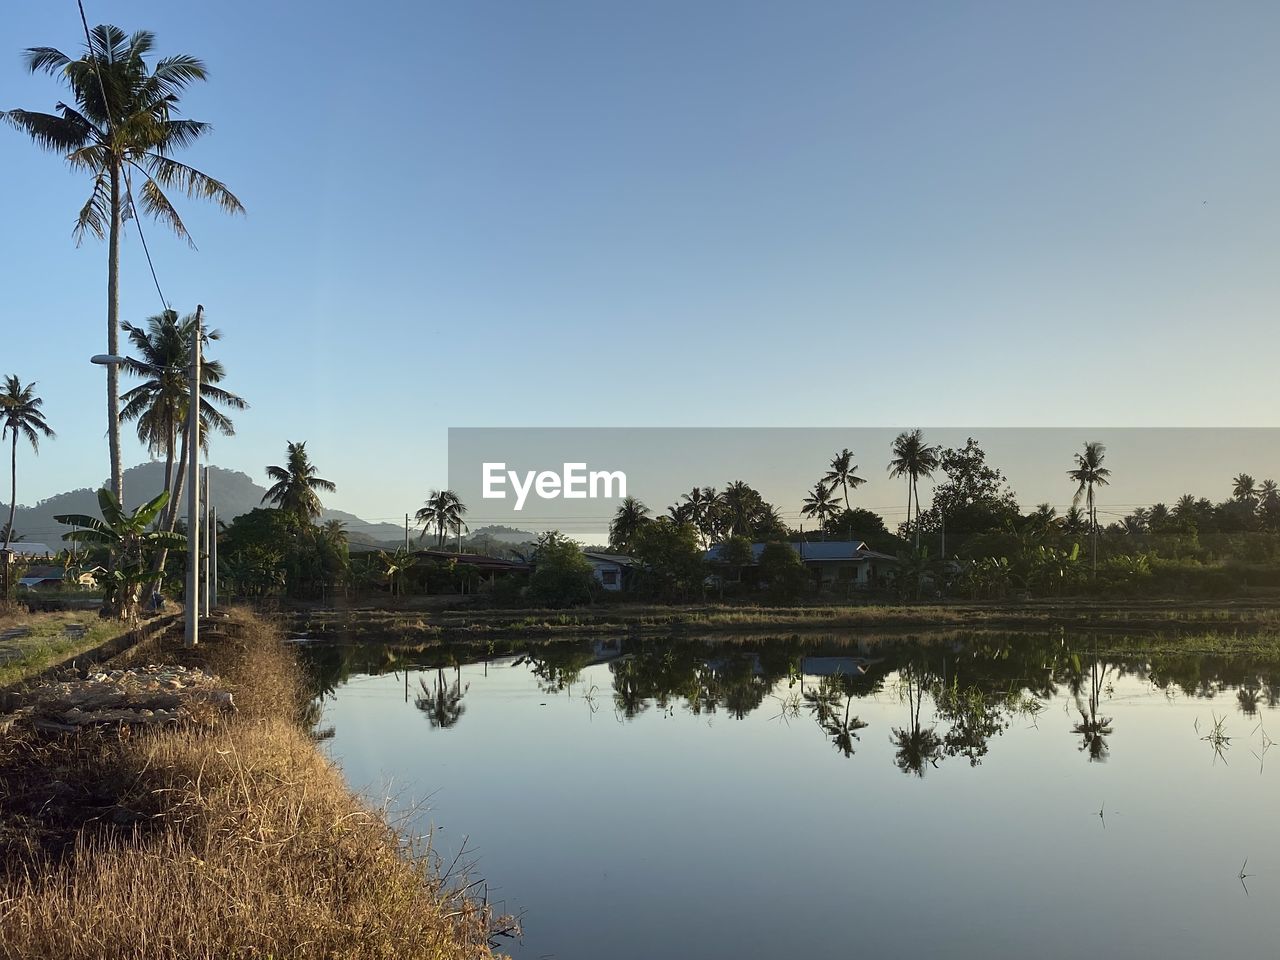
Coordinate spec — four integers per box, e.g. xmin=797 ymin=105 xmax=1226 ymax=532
xmin=9 ymin=462 xmax=405 ymax=548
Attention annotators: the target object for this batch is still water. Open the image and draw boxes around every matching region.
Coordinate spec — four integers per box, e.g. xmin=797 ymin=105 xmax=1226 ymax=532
xmin=305 ymin=632 xmax=1280 ymax=959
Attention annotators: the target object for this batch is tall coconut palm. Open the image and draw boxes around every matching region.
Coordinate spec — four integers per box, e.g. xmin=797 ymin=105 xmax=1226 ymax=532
xmin=1 ymin=377 xmax=56 ymax=552
xmin=1067 ymin=441 xmax=1111 ymax=574
xmin=415 ymin=490 xmax=467 ymax=549
xmin=121 ymin=310 xmax=246 ymax=532
xmin=1232 ymin=473 xmax=1258 ymax=502
xmin=608 ymin=496 xmax=650 ymax=552
xmin=721 ymin=481 xmax=763 ymax=539
xmin=800 ymin=481 xmax=841 ymax=536
xmin=263 ymin=442 xmax=335 ymax=524
xmin=823 ymin=448 xmax=866 ymax=509
xmin=5 ymin=25 xmax=243 ymax=505
xmin=887 ymin=429 xmax=941 ymax=548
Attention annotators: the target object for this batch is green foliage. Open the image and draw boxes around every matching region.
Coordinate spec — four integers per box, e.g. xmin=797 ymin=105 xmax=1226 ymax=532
xmin=55 ymin=488 xmax=184 ymax=618
xmin=823 ymin=507 xmax=902 ymax=552
xmin=630 ymin=519 xmax=706 ymax=599
xmin=262 ymin=442 xmax=335 ymax=523
xmin=758 ymin=541 xmax=809 ymax=602
xmin=915 ymin=438 xmax=1019 ymax=554
xmin=220 ymin=507 xmax=347 ymax=599
xmin=527 ymin=533 xmax=596 ymax=608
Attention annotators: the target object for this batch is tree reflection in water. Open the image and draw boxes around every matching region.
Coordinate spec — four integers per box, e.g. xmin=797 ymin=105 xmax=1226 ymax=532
xmin=414 ymin=667 xmax=469 ymax=729
xmin=1069 ymin=659 xmax=1114 ymax=762
xmin=803 ymin=675 xmax=869 ymax=758
xmin=891 ymin=666 xmax=943 ymax=777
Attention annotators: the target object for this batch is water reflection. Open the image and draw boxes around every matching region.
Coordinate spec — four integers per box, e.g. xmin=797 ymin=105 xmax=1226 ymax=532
xmin=414 ymin=667 xmax=468 ymax=729
xmin=300 ymin=631 xmax=1280 ymax=773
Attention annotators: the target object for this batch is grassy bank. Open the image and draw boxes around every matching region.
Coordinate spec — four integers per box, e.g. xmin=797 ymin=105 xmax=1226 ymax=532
xmin=0 ymin=609 xmax=507 ymax=960
xmin=0 ymin=611 xmax=130 ymax=688
xmin=290 ymin=597 xmax=1280 ymax=644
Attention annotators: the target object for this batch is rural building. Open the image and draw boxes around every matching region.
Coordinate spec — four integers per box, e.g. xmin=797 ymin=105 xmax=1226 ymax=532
xmin=582 ymin=552 xmax=636 ymax=591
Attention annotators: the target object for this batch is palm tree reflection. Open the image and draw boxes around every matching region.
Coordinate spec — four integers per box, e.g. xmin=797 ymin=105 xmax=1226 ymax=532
xmin=803 ymin=676 xmax=869 ymax=758
xmin=891 ymin=667 xmax=942 ymax=777
xmin=1070 ymin=659 xmax=1114 ymax=762
xmin=414 ymin=667 xmax=469 ymax=729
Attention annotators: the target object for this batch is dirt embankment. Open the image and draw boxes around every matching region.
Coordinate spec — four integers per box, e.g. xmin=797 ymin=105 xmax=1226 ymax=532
xmin=0 ymin=608 xmax=512 ymax=960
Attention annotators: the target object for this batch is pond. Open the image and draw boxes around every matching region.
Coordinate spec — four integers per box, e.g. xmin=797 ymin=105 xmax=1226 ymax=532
xmin=304 ymin=632 xmax=1280 ymax=959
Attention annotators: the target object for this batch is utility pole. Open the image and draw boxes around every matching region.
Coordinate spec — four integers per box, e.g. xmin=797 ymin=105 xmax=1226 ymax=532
xmin=185 ymin=306 xmax=203 ymax=648
xmin=211 ymin=504 xmax=219 ymax=608
xmin=404 ymin=513 xmax=409 ymax=551
xmin=202 ymin=466 xmax=211 ymax=617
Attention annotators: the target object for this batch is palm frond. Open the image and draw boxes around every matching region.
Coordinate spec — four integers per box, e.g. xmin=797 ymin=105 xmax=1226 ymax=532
xmin=141 ymin=153 xmax=244 ymax=214
xmin=2 ymin=108 xmax=93 ymax=152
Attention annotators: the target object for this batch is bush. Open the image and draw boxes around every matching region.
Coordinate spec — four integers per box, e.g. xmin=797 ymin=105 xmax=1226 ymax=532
xmin=527 ymin=539 xmax=596 ymax=608
xmin=758 ymin=541 xmax=809 ymax=603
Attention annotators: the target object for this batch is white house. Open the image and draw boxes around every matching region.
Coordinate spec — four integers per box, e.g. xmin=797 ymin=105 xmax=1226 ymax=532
xmin=583 ymin=552 xmax=635 ymax=591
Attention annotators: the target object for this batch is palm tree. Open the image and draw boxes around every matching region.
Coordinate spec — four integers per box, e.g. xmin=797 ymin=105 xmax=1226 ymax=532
xmin=887 ymin=429 xmax=941 ymax=548
xmin=800 ymin=481 xmax=841 ymax=536
xmin=1232 ymin=473 xmax=1258 ymax=502
xmin=679 ymin=486 xmax=722 ymax=547
xmin=120 ymin=309 xmax=245 ymax=582
xmin=415 ymin=490 xmax=467 ymax=549
xmin=608 ymin=496 xmax=650 ymax=552
xmin=721 ymin=481 xmax=762 ymax=539
xmin=1261 ymin=479 xmax=1279 ymax=501
xmin=5 ymin=25 xmax=243 ymax=505
xmin=823 ymin=448 xmax=866 ymax=509
xmin=1067 ymin=441 xmax=1111 ymax=574
xmin=1 ymin=377 xmax=56 ymax=552
xmin=263 ymin=442 xmax=335 ymax=523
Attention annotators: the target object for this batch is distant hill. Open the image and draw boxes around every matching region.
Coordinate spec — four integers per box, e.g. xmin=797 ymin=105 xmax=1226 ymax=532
xmin=9 ymin=462 xmax=405 ymax=548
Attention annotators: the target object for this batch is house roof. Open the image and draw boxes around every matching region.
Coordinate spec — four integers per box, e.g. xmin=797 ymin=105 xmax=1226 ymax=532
xmin=582 ymin=552 xmax=636 ymax=567
xmin=706 ymin=540 xmax=895 ymax=565
xmin=3 ymin=543 xmax=53 ymax=557
xmin=413 ymin=549 xmax=530 ymax=572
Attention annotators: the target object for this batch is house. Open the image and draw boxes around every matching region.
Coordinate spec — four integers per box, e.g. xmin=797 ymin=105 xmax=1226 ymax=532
xmin=582 ymin=552 xmax=636 ymax=592
xmin=412 ymin=549 xmax=530 ymax=588
xmin=16 ymin=564 xmax=101 ymax=590
xmin=705 ymin=539 xmax=897 ymax=589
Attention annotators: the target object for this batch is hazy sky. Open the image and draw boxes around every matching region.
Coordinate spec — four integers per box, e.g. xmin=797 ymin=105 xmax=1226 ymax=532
xmin=3 ymin=1 xmax=1278 ymax=525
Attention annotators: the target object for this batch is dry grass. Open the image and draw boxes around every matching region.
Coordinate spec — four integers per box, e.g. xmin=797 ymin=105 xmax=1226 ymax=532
xmin=0 ymin=608 xmax=506 ymax=960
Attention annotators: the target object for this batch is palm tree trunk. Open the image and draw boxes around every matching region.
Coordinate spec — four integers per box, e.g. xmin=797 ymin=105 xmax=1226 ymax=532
xmin=912 ymin=476 xmax=922 ymax=550
xmin=107 ymin=163 xmax=124 ymax=507
xmin=5 ymin=432 xmax=16 ymax=551
xmin=149 ymin=422 xmax=191 ymax=585
xmin=906 ymin=483 xmax=913 ymax=542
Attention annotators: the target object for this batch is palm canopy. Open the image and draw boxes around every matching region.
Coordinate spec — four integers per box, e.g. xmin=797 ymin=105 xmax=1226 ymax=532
xmin=888 ymin=429 xmax=941 ymax=544
xmin=4 ymin=24 xmax=243 ymax=245
xmin=263 ymin=442 xmax=335 ymax=522
xmin=121 ymin=310 xmax=247 ymax=453
xmin=1067 ymin=442 xmax=1111 ymax=513
xmin=1232 ymin=473 xmax=1257 ymax=501
xmin=415 ymin=490 xmax=468 ymax=547
xmin=1 ymin=376 xmax=55 ymax=455
xmin=800 ymin=481 xmax=841 ymax=526
xmin=2 ymin=376 xmax=56 ymax=551
xmin=823 ymin=448 xmax=866 ymax=508
xmin=608 ymin=496 xmax=650 ymax=552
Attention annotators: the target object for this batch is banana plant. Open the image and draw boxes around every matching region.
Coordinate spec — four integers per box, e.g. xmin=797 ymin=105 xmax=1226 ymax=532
xmin=55 ymin=488 xmax=185 ymax=620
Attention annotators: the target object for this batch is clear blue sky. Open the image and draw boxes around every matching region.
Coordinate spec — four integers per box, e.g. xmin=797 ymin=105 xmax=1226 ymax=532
xmin=3 ymin=0 xmax=1278 ymax=522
